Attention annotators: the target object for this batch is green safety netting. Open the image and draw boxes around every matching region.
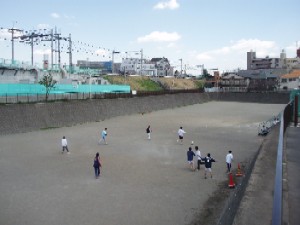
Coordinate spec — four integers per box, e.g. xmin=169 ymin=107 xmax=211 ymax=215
xmin=0 ymin=83 xmax=130 ymax=96
xmin=290 ymin=90 xmax=300 ymax=116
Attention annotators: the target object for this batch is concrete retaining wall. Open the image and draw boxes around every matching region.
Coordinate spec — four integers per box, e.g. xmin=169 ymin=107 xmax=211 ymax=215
xmin=0 ymin=92 xmax=289 ymax=135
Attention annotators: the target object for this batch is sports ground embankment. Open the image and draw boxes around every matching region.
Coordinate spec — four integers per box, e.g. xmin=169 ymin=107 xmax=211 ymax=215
xmin=0 ymin=92 xmax=289 ymax=135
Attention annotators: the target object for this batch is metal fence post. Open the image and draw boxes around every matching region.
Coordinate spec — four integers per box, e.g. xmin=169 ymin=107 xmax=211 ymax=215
xmin=294 ymin=95 xmax=298 ymax=126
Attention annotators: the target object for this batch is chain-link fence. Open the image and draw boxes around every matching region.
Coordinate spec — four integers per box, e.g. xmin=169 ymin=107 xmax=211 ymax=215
xmin=0 ymin=89 xmax=204 ymax=104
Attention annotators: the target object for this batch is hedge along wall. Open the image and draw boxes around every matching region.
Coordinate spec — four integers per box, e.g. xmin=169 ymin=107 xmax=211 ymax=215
xmin=0 ymin=92 xmax=289 ymax=135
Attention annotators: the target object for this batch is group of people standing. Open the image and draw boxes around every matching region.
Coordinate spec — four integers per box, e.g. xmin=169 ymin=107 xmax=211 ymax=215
xmin=187 ymin=146 xmax=234 ymax=179
xmin=187 ymin=146 xmax=216 ymax=179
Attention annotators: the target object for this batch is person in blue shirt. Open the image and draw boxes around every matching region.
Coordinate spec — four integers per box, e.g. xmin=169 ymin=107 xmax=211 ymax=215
xmin=98 ymin=128 xmax=108 ymax=145
xmin=187 ymin=147 xmax=196 ymax=171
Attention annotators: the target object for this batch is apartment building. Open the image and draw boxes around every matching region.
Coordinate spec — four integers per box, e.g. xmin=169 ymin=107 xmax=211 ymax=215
xmin=247 ymin=49 xmax=300 ymax=70
xmin=120 ymin=58 xmax=157 ymax=76
xmin=150 ymin=57 xmax=173 ymax=77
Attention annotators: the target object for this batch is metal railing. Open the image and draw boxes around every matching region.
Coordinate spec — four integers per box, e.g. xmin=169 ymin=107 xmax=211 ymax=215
xmin=271 ymin=100 xmax=293 ymax=225
xmin=0 ymin=89 xmax=204 ymax=104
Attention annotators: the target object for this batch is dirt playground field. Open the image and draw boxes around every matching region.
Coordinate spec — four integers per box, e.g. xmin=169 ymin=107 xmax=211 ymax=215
xmin=0 ymin=102 xmax=285 ymax=225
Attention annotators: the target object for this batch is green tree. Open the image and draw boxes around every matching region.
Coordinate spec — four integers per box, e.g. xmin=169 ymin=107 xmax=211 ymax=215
xmin=39 ymin=73 xmax=57 ymax=101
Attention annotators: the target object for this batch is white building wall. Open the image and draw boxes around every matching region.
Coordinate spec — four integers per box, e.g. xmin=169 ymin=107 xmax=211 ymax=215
xmin=120 ymin=58 xmax=157 ymax=76
xmin=280 ymin=78 xmax=300 ymax=90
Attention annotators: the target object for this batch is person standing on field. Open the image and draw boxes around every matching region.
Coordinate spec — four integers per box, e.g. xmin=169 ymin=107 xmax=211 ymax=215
xmin=187 ymin=147 xmax=196 ymax=171
xmin=99 ymin=128 xmax=108 ymax=145
xmin=226 ymin=150 xmax=233 ymax=173
xmin=61 ymin=136 xmax=70 ymax=154
xmin=146 ymin=125 xmax=152 ymax=140
xmin=202 ymin=153 xmax=216 ymax=179
xmin=177 ymin=127 xmax=186 ymax=144
xmin=93 ymin=152 xmax=101 ymax=178
xmin=195 ymin=146 xmax=202 ymax=170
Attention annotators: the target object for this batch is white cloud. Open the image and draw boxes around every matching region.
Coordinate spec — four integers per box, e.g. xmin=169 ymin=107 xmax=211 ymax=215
xmin=34 ymin=48 xmax=51 ymax=56
xmin=231 ymin=39 xmax=276 ymax=54
xmin=285 ymin=42 xmax=299 ymax=57
xmin=64 ymin=14 xmax=75 ymax=20
xmin=196 ymin=53 xmax=213 ymax=60
xmin=51 ymin=13 xmax=60 ymax=19
xmin=0 ymin=29 xmax=11 ymax=40
xmin=154 ymin=0 xmax=179 ymax=10
xmin=192 ymin=39 xmax=283 ymax=71
xmin=167 ymin=42 xmax=176 ymax=48
xmin=137 ymin=31 xmax=181 ymax=43
xmin=95 ymin=49 xmax=109 ymax=56
xmin=196 ymin=39 xmax=277 ymax=62
xmin=37 ymin=24 xmax=50 ymax=29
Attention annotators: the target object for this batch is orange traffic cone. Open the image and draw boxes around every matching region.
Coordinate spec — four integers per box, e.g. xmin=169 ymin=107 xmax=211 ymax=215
xmin=228 ymin=173 xmax=235 ymax=188
xmin=236 ymin=163 xmax=243 ymax=177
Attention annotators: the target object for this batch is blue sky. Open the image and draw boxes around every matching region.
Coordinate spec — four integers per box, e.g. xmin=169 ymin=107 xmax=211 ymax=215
xmin=0 ymin=0 xmax=299 ymax=73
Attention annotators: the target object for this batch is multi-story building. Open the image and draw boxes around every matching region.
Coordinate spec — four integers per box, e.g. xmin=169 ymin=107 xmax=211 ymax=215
xmin=120 ymin=58 xmax=157 ymax=76
xmin=220 ymin=73 xmax=248 ymax=92
xmin=247 ymin=49 xmax=300 ymax=70
xmin=150 ymin=57 xmax=173 ymax=77
xmin=77 ymin=60 xmax=111 ymax=74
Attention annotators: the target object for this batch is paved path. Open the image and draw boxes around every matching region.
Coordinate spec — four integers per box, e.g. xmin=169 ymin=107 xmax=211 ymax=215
xmin=285 ymin=126 xmax=300 ymax=225
xmin=0 ymin=102 xmax=285 ymax=225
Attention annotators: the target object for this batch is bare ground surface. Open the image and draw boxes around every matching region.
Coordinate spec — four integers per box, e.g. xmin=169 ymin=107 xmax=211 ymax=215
xmin=0 ymin=102 xmax=285 ymax=225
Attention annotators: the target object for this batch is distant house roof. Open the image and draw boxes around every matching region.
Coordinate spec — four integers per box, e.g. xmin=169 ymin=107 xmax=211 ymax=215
xmin=281 ymin=69 xmax=300 ymax=79
xmin=222 ymin=73 xmax=244 ymax=80
xmin=150 ymin=57 xmax=169 ymax=63
xmin=238 ymin=69 xmax=278 ymax=79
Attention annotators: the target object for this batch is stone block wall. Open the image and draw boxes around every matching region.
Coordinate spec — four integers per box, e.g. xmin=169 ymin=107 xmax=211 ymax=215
xmin=0 ymin=92 xmax=289 ymax=135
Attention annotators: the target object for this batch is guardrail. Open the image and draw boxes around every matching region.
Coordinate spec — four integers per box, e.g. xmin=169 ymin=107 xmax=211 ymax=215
xmin=271 ymin=100 xmax=293 ymax=225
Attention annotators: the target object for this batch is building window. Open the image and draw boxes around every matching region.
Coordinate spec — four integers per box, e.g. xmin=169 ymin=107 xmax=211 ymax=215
xmin=281 ymin=79 xmax=287 ymax=83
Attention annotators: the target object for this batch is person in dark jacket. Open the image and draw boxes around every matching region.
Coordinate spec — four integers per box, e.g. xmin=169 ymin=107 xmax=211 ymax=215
xmin=202 ymin=153 xmax=216 ymax=179
xmin=146 ymin=125 xmax=152 ymax=140
xmin=93 ymin=152 xmax=101 ymax=178
xmin=187 ymin=147 xmax=196 ymax=171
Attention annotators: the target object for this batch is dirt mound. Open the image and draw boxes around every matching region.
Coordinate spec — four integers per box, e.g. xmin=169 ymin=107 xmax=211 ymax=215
xmin=159 ymin=78 xmax=198 ymax=90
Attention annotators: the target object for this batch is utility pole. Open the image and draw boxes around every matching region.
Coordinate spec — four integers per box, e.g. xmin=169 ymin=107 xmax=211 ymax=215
xmin=53 ymin=27 xmax=62 ymax=67
xmin=179 ymin=58 xmax=183 ymax=76
xmin=51 ymin=29 xmax=54 ymax=69
xmin=57 ymin=32 xmax=61 ymax=67
xmin=67 ymin=33 xmax=72 ymax=73
xmin=140 ymin=49 xmax=143 ymax=76
xmin=19 ymin=31 xmax=50 ymax=66
xmin=8 ymin=22 xmax=22 ymax=64
xmin=30 ymin=34 xmax=34 ymax=65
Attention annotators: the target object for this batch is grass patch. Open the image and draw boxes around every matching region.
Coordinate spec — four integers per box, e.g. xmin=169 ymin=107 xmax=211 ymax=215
xmin=103 ymin=76 xmax=162 ymax=91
